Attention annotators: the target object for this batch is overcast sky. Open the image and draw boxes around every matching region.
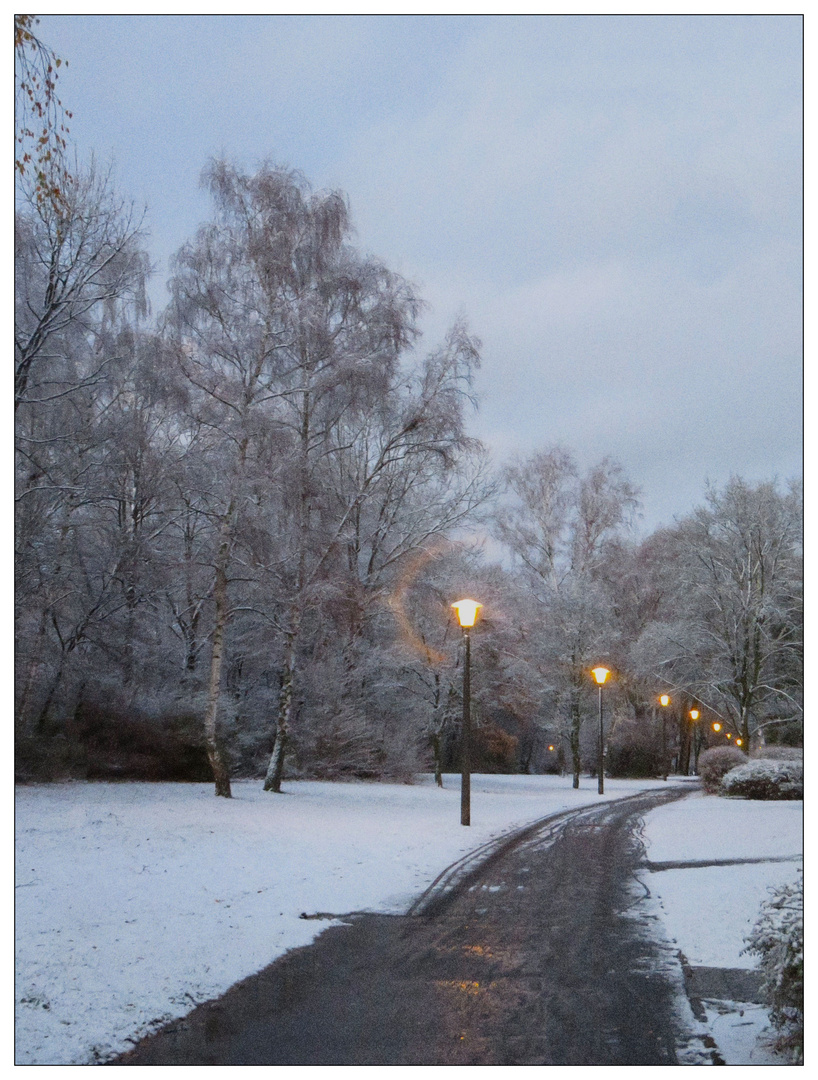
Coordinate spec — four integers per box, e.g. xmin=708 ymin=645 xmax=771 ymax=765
xmin=37 ymin=14 xmax=803 ymax=534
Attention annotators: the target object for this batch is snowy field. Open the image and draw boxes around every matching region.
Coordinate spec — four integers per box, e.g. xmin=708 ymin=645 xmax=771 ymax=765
xmin=15 ymin=775 xmax=801 ymax=1065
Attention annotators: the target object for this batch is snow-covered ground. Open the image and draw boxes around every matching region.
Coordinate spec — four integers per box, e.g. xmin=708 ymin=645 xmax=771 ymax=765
xmin=639 ymin=790 xmax=803 ymax=1065
xmin=15 ymin=775 xmax=801 ymax=1065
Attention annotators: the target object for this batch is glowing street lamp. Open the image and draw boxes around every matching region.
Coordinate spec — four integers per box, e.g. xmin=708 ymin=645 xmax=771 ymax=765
xmin=452 ymin=599 xmax=481 ymax=826
xmin=451 ymin=599 xmax=481 ymax=629
xmin=659 ymin=694 xmax=671 ymax=781
xmin=712 ymin=722 xmax=722 ymax=733
xmin=736 ymin=738 xmax=743 ymax=747
xmin=689 ymin=709 xmax=701 ymax=773
xmin=591 ymin=666 xmax=610 ymax=795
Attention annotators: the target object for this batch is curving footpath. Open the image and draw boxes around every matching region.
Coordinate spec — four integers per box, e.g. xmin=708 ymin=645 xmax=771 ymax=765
xmin=114 ymin=787 xmax=715 ymax=1066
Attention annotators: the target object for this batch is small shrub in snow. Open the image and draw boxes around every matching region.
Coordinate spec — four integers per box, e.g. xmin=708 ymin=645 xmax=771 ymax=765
xmin=744 ymin=873 xmax=803 ymax=1063
xmin=720 ymin=760 xmax=803 ymax=800
xmin=697 ymin=745 xmax=748 ymax=793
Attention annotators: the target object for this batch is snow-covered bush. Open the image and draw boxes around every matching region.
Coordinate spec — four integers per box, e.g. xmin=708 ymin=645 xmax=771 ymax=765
xmin=744 ymin=873 xmax=803 ymax=1063
xmin=697 ymin=745 xmax=748 ymax=793
xmin=721 ymin=760 xmax=803 ymax=800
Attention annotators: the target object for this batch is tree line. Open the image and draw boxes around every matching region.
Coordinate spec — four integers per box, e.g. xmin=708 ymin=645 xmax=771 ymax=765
xmin=15 ymin=159 xmax=803 ymax=795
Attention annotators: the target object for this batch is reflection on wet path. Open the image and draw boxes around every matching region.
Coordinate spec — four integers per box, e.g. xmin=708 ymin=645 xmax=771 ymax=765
xmin=405 ymin=795 xmax=685 ymax=1064
xmin=116 ymin=789 xmax=692 ymax=1065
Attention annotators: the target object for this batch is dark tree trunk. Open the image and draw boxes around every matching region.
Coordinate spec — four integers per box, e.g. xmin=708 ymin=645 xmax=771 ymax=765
xmin=34 ymin=651 xmax=68 ymax=736
xmin=678 ymin=711 xmax=692 ymax=776
xmin=431 ymin=732 xmax=443 ymax=787
xmin=430 ymin=670 xmax=458 ymax=788
xmin=570 ymin=684 xmax=582 ymax=789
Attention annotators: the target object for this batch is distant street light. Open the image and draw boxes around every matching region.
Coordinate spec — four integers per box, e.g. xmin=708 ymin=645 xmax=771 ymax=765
xmin=452 ymin=599 xmax=481 ymax=827
xmin=736 ymin=738 xmax=743 ymax=747
xmin=659 ymin=694 xmax=671 ymax=780
xmin=712 ymin=722 xmax=722 ymax=733
xmin=591 ymin=666 xmax=611 ymax=795
xmin=689 ymin=709 xmax=701 ymax=774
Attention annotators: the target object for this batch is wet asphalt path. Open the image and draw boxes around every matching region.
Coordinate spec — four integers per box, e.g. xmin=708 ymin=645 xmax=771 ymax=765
xmin=114 ymin=786 xmax=696 ymax=1066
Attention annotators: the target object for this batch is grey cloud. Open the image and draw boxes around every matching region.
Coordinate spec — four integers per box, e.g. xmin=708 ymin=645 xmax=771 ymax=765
xmin=37 ymin=14 xmax=802 ymax=532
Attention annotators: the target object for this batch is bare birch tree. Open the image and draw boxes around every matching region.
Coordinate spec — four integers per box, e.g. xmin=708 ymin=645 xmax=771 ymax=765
xmin=495 ymin=448 xmax=639 ymax=786
xmin=15 ymin=166 xmax=151 ymax=744
xmin=637 ymin=477 xmax=802 ymax=747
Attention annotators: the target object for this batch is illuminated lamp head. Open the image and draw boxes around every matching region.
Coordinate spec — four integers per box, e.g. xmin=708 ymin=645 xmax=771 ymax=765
xmin=452 ymin=599 xmax=481 ymax=628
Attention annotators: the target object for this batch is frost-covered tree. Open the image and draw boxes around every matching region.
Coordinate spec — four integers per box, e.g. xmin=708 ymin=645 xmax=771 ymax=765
xmin=633 ymin=478 xmax=802 ymax=748
xmin=165 ymin=160 xmax=490 ymax=794
xmin=495 ymin=448 xmax=639 ymax=786
xmin=15 ymin=160 xmax=147 ymax=414
xmin=15 ymin=165 xmax=151 ymax=745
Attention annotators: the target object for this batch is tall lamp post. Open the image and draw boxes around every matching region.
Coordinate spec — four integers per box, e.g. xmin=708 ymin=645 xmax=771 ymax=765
xmin=591 ymin=666 xmax=611 ymax=795
xmin=659 ymin=694 xmax=671 ymax=780
xmin=452 ymin=599 xmax=481 ymax=826
xmin=689 ymin=709 xmax=700 ymax=774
